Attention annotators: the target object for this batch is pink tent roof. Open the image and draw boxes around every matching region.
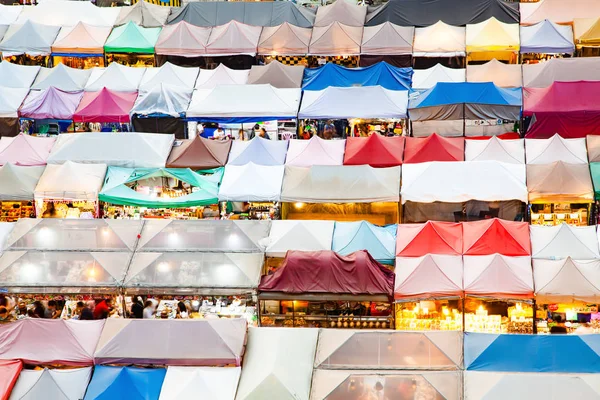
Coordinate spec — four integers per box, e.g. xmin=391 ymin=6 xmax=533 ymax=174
xmin=396 ymin=221 xmax=463 ymax=257
xmin=395 ymin=255 xmax=463 ymax=299
xmin=19 ymin=87 xmax=84 ymax=120
xmin=52 ymin=22 xmax=112 ymax=55
xmin=0 ymin=360 xmax=21 ymax=400
xmin=258 ymin=22 xmax=311 ymax=56
xmin=285 ymin=136 xmax=345 ymax=167
xmin=0 ymin=319 xmax=104 ymax=366
xmin=0 ymin=133 xmax=55 ymax=166
xmin=155 ymin=21 xmax=210 ymax=57
xmin=72 ymin=88 xmax=137 ymax=123
xmin=464 ymin=254 xmax=533 ymax=298
xmin=206 ymin=21 xmax=261 ymax=56
xmin=309 ymin=22 xmax=363 ymax=55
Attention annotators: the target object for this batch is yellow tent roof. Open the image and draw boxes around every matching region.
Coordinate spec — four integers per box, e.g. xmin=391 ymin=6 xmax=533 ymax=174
xmin=575 ymin=18 xmax=600 ymax=47
xmin=466 ymin=17 xmax=520 ymax=52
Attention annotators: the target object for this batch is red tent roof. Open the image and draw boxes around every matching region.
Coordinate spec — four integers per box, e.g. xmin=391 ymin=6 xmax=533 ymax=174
xmin=462 ymin=218 xmax=531 ymax=256
xmin=403 ymin=133 xmax=465 ymax=163
xmin=396 ymin=221 xmax=463 ymax=257
xmin=259 ymin=250 xmax=394 ymax=298
xmin=343 ymin=134 xmax=404 ymax=167
xmin=467 ymin=132 xmax=520 ymax=140
xmin=0 ymin=360 xmax=21 ymax=400
xmin=72 ymin=88 xmax=137 ymax=123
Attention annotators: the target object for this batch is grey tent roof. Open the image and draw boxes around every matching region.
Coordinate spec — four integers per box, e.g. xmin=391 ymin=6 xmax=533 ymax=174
xmin=248 ymin=61 xmax=304 ymax=88
xmin=0 ymin=164 xmax=44 ymax=201
xmin=115 ymin=0 xmax=170 ymax=28
xmin=31 ymin=64 xmax=92 ymax=92
xmin=0 ymin=25 xmax=8 ymax=42
xmin=167 ymin=1 xmax=315 ymax=28
xmin=131 ymin=83 xmax=192 ymax=117
xmin=314 ymin=0 xmax=367 ymax=27
xmin=0 ymin=21 xmax=60 ymax=55
xmin=0 ymin=61 xmax=40 ymax=88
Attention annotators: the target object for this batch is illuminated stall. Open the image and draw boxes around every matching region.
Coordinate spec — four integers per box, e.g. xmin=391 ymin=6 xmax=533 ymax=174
xmin=467 ymin=58 xmax=522 ymax=88
xmin=466 ymin=17 xmax=520 ymax=64
xmin=403 ymin=134 xmax=464 ymax=164
xmin=204 ymin=21 xmax=261 ymax=70
xmin=0 ymin=21 xmax=60 ymax=66
xmin=465 ymin=136 xmax=525 ymax=163
xmin=18 ymin=87 xmax=84 ymax=134
xmin=257 ymin=22 xmax=311 ymax=66
xmin=360 ymin=22 xmax=414 ymax=67
xmin=343 ymin=134 xmax=403 ymax=167
xmin=0 ymin=164 xmax=43 ymax=221
xmin=51 ymin=23 xmax=111 ymax=69
xmin=104 ymin=22 xmax=161 ymax=67
xmin=308 ymin=22 xmax=362 ymax=67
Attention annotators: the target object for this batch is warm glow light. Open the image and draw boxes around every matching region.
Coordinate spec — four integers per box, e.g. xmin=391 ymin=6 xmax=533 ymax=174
xmin=422 ymin=307 xmax=429 ymax=315
xmin=478 ymin=305 xmax=485 ymax=312
xmin=294 ymin=202 xmax=305 ymax=209
xmin=157 ymin=262 xmax=170 ymax=272
xmin=443 ymin=308 xmax=450 ymax=316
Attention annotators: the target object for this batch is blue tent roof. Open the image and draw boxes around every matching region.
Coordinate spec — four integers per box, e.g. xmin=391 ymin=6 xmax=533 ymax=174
xmin=465 ymin=333 xmax=600 ymax=373
xmin=520 ymin=20 xmax=575 ymax=55
xmin=332 ymin=221 xmax=397 ymax=264
xmin=84 ymin=366 xmax=166 ymax=400
xmin=302 ymin=62 xmax=413 ymax=91
xmin=408 ymin=82 xmax=522 ymax=109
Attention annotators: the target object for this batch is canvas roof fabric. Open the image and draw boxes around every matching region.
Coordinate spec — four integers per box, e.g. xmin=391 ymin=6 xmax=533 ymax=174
xmin=154 ymin=21 xmax=210 ymax=57
xmin=302 ymin=62 xmax=412 ymax=91
xmin=235 ymin=327 xmax=317 ymax=400
xmin=308 ymin=22 xmax=363 ymax=56
xmin=47 ymin=133 xmax=173 ymax=168
xmin=530 ymin=224 xmax=600 ymax=259
xmin=0 ymin=62 xmax=39 ymax=89
xmin=412 ymin=21 xmax=466 ymax=57
xmin=139 ymin=62 xmax=199 ymax=91
xmin=9 ymin=368 xmax=91 ymax=400
xmin=466 ymin=59 xmax=522 ymax=88
xmin=18 ymin=87 xmax=83 ymax=120
xmin=588 ymin=135 xmax=600 ymax=163
xmin=464 ymin=254 xmax=533 ymax=298
xmin=167 ymin=1 xmax=315 ymax=28
xmin=403 ymin=134 xmax=465 ymax=163
xmin=314 ymin=0 xmax=367 ymax=27
xmin=521 ymin=19 xmax=575 ymax=54
xmin=83 ymin=366 xmax=166 ymax=400
xmin=0 ymin=360 xmax=21 ymax=400
xmin=299 ymin=86 xmax=408 ymax=120
xmin=115 ymin=0 xmax=170 ymax=28
xmin=464 ymin=333 xmax=600 ymax=373
xmin=248 ymin=61 xmax=304 ymax=89
xmin=523 ymin=57 xmax=600 ymax=88
xmin=343 ymin=134 xmax=404 ymax=168
xmin=527 ymin=161 xmax=594 ymax=203
xmin=525 ymin=134 xmax=588 ymax=165
xmin=314 ymin=329 xmax=463 ymax=369
xmin=520 ymin=0 xmax=600 ymax=25
xmin=0 ymin=134 xmax=54 ymax=166
xmin=0 ymin=87 xmax=28 ymax=119
xmin=205 ymin=21 xmax=261 ymax=56
xmin=94 ymin=318 xmax=246 ymax=366
xmin=574 ymin=18 xmax=600 ymax=48
xmin=0 ymin=164 xmax=43 ymax=201
xmin=257 ymin=22 xmax=311 ymax=56
xmin=187 ymin=85 xmax=301 ymax=123
xmin=259 ymin=250 xmax=394 ymax=299
xmin=534 ymin=258 xmax=600 ymax=303
xmin=412 ymin=64 xmax=466 ymax=90
xmin=104 ymin=21 xmax=161 ymax=54
xmin=227 ymin=136 xmax=288 ymax=166
xmin=401 ymin=161 xmax=527 ymax=204
xmin=131 ymin=84 xmax=192 ymax=118
xmin=332 ymin=221 xmax=397 ymax=264
xmin=365 ymin=0 xmax=519 ymax=27
xmin=195 ymin=64 xmax=249 ymax=90
xmin=263 ymin=220 xmax=334 ymax=257
xmin=465 ymin=17 xmax=520 ymax=53
xmin=361 ymin=22 xmax=414 ymax=55
xmin=31 ymin=64 xmax=92 ymax=92
xmin=395 ymin=254 xmax=463 ymax=299
xmin=396 ymin=221 xmax=463 ymax=256
xmin=218 ymin=163 xmax=284 ymax=202
xmin=52 ymin=23 xmax=112 ymax=56
xmin=0 ymin=5 xmax=22 ymax=25
xmin=285 ymin=136 xmax=345 ymax=167
xmin=85 ymin=62 xmax=146 ymax=92
xmin=166 ymin=136 xmax=231 ymax=169
xmin=465 ymin=136 xmax=525 ymax=163
xmin=524 ymin=81 xmax=600 ymax=139
xmin=73 ymin=88 xmax=137 ymax=123
xmin=0 ymin=319 xmax=104 ymax=366
xmin=281 ymin=165 xmax=401 ymax=203
xmin=15 ymin=1 xmax=119 ymax=27
xmin=590 ymin=163 xmax=600 ymax=199
xmin=159 ymin=366 xmax=241 ymax=400
xmin=0 ymin=21 xmax=60 ymax=56
xmin=462 ymin=219 xmax=531 ymax=256
xmin=34 ymin=161 xmax=107 ymax=202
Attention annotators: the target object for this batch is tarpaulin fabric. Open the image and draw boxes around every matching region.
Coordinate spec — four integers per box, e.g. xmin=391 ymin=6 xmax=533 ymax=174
xmin=520 ymin=0 xmax=600 ymax=25
xmin=205 ymin=21 xmax=261 ymax=56
xmin=527 ymin=161 xmax=594 ymax=203
xmin=15 ymin=1 xmax=119 ymax=27
xmin=314 ymin=0 xmax=367 ymax=27
xmin=285 ymin=136 xmax=345 ymax=167
xmin=195 ymin=64 xmax=249 ymax=90
xmin=302 ymin=61 xmax=412 ymax=91
xmin=403 ymin=134 xmax=465 ymax=163
xmin=574 ymin=18 xmax=600 ymax=47
xmin=465 ymin=136 xmax=525 ymax=164
xmin=520 ymin=19 xmax=575 ymax=54
xmin=412 ymin=21 xmax=466 ymax=57
xmin=464 ymin=254 xmax=533 ymax=298
xmin=52 ymin=23 xmax=112 ymax=56
xmin=73 ymin=88 xmax=137 ymax=123
xmin=104 ymin=21 xmax=161 ymax=54
xmin=155 ymin=21 xmax=210 ymax=57
xmin=530 ymin=224 xmax=600 ymax=260
xmin=264 ymin=220 xmax=335 ymax=257
xmin=19 ymin=87 xmax=83 ymax=120
xmin=308 ymin=22 xmax=363 ymax=56
xmin=85 ymin=63 xmax=146 ymax=92
xmin=259 ymin=250 xmax=394 ymax=298
xmin=589 ymin=162 xmax=600 ymax=199
xmin=464 ymin=333 xmax=600 ymax=373
xmin=115 ymin=0 xmax=170 ymax=28
xmin=0 ymin=20 xmax=60 ymax=56
xmin=248 ymin=61 xmax=304 ymax=89
xmin=167 ymin=136 xmax=231 ymax=169
xmin=0 ymin=62 xmax=39 ymax=89
xmin=466 ymin=17 xmax=520 ymax=53
xmin=395 ymin=254 xmax=463 ymax=299
xmin=257 ymin=22 xmax=311 ymax=56
xmin=84 ymin=366 xmax=166 ymax=400
xmin=0 ymin=360 xmax=21 ymax=400
xmin=462 ymin=218 xmax=530 ymax=256
xmin=587 ymin=135 xmax=600 ymax=163
xmin=361 ymin=22 xmax=414 ymax=55
xmin=139 ymin=62 xmax=199 ymax=91
xmin=218 ymin=163 xmax=284 ymax=202
xmin=534 ymin=258 xmax=600 ymax=303
xmin=9 ymin=368 xmax=92 ymax=400
xmin=523 ymin=57 xmax=600 ymax=88
xmin=0 ymin=87 xmax=29 ymax=118
xmin=332 ymin=221 xmax=397 ymax=264
xmin=34 ymin=161 xmax=107 ymax=202
xmin=343 ymin=134 xmax=404 ymax=168
xmin=159 ymin=367 xmax=241 ymax=400
xmin=525 ymin=134 xmax=588 ymax=165
xmin=167 ymin=1 xmax=315 ymax=28
xmin=396 ymin=221 xmax=463 ymax=256
xmin=0 ymin=164 xmax=44 ymax=201
xmin=227 ymin=136 xmax=288 ymax=166
xmin=0 ymin=5 xmax=22 ymax=25
xmin=412 ymin=64 xmax=465 ymax=90
xmin=366 ymin=0 xmax=519 ymax=27
xmin=131 ymin=84 xmax=192 ymax=118
xmin=0 ymin=134 xmax=54 ymax=166
xmin=32 ymin=64 xmax=92 ymax=92
xmin=466 ymin=59 xmax=522 ymax=88
xmin=132 ymin=117 xmax=186 ymax=139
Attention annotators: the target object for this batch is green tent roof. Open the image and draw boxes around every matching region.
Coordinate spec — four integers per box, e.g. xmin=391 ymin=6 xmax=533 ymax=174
xmin=104 ymin=21 xmax=161 ymax=54
xmin=99 ymin=166 xmax=223 ymax=208
xmin=591 ymin=163 xmax=600 ymax=200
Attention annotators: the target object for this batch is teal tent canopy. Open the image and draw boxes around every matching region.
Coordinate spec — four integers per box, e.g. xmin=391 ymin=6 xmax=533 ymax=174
xmin=104 ymin=21 xmax=161 ymax=54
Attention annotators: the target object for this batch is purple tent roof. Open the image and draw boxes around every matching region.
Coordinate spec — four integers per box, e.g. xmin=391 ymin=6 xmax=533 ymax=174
xmin=19 ymin=87 xmax=84 ymax=120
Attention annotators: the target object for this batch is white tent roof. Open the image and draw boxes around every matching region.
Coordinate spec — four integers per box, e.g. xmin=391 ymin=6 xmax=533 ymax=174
xmin=159 ymin=367 xmax=241 ymax=400
xmin=115 ymin=1 xmax=170 ymax=28
xmin=534 ymin=258 xmax=600 ymax=303
xmin=131 ymin=84 xmax=192 ymax=118
xmin=466 ymin=59 xmax=522 ymax=88
xmin=522 ymin=57 xmax=600 ymax=88
xmin=34 ymin=161 xmax=107 ymax=201
xmin=15 ymin=1 xmax=119 ymax=26
xmin=395 ymin=255 xmax=463 ymax=299
xmin=0 ymin=164 xmax=44 ymax=201
xmin=401 ymin=161 xmax=527 ymax=204
xmin=9 ymin=367 xmax=92 ymax=400
xmin=227 ymin=136 xmax=289 ymax=166
xmin=525 ymin=134 xmax=588 ymax=165
xmin=235 ymin=327 xmax=318 ymax=400
xmin=530 ymin=224 xmax=600 ymax=259
xmin=32 ymin=64 xmax=92 ymax=92
xmin=0 ymin=61 xmax=39 ymax=89
xmin=0 ymin=87 xmax=28 ymax=118
xmin=85 ymin=62 xmax=146 ymax=92
xmin=139 ymin=62 xmax=199 ymax=91
xmin=285 ymin=136 xmax=345 ymax=167
xmin=465 ymin=137 xmax=525 ymax=164
xmin=298 ymin=86 xmax=408 ymax=119
xmin=0 ymin=21 xmax=60 ymax=56
xmin=520 ymin=19 xmax=574 ymax=54
xmin=47 ymin=133 xmax=174 ymax=168
xmin=412 ymin=64 xmax=466 ymax=90
xmin=195 ymin=64 xmax=249 ymax=90
xmin=218 ymin=163 xmax=284 ymax=202
xmin=281 ymin=165 xmax=401 ymax=203
xmin=413 ymin=21 xmax=466 ymax=57
xmin=263 ymin=220 xmax=335 ymax=257
xmin=463 ymin=254 xmax=533 ymax=297
xmin=0 ymin=5 xmax=23 ymax=25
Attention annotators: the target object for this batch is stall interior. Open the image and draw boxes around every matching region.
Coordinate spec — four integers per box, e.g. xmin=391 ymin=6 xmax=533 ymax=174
xmin=395 ymin=299 xmax=463 ymax=331
xmin=529 ymin=203 xmax=591 ymax=226
xmin=2 ymin=54 xmax=50 ymax=67
xmin=221 ymin=201 xmax=279 ymax=220
xmin=464 ymin=297 xmax=533 ymax=334
xmin=259 ymin=55 xmax=359 ymax=68
xmin=106 ymin=53 xmax=156 ymax=67
xmin=0 ymin=201 xmax=35 ymax=222
xmin=7 ymin=294 xmax=123 ymax=320
xmin=38 ymin=200 xmax=97 ymax=219
xmin=52 ymin=55 xmax=104 ymax=69
xmin=403 ymin=200 xmax=525 ymax=223
xmin=282 ymin=202 xmax=400 ymax=225
xmin=299 ymin=119 xmax=405 ymax=139
xmin=536 ymin=303 xmax=600 ymax=334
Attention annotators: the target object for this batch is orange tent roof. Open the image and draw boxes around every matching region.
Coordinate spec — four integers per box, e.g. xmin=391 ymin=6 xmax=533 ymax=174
xmin=343 ymin=134 xmax=404 ymax=167
xmin=396 ymin=221 xmax=463 ymax=257
xmin=403 ymin=133 xmax=465 ymax=163
xmin=462 ymin=218 xmax=531 ymax=256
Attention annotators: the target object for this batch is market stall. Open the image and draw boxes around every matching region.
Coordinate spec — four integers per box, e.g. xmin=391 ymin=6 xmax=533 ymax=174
xmin=0 ymin=134 xmax=54 ymax=166
xmin=525 ymin=134 xmax=588 ymax=165
xmin=530 ymin=224 xmax=600 ymax=259
xmin=285 ymin=136 xmax=345 ymax=167
xmin=31 ymin=64 xmax=92 ymax=92
xmin=0 ymin=21 xmax=60 ymax=66
xmin=72 ymin=88 xmax=138 ymax=131
xmin=205 ymin=21 xmax=261 ymax=64
xmin=139 ymin=62 xmax=199 ymax=92
xmin=0 ymin=164 xmax=43 ymax=221
xmin=18 ymin=87 xmax=84 ymax=134
xmin=360 ymin=22 xmax=414 ymax=67
xmin=527 ymin=161 xmax=594 ymax=226
xmin=574 ymin=18 xmax=600 ymax=57
xmin=130 ymin=84 xmax=192 ymax=137
xmin=0 ymin=360 xmax=21 ymax=400
xmin=195 ymin=64 xmax=249 ymax=90
xmin=154 ymin=22 xmax=211 ymax=67
xmin=411 ymin=21 xmax=466 ymax=69
xmin=403 ymin=134 xmax=465 ymax=164
xmin=9 ymin=368 xmax=91 ymax=400
xmin=85 ymin=62 xmax=146 ymax=92
xmin=257 ymin=22 xmax=311 ymax=65
xmin=166 ymin=136 xmax=231 ymax=169
xmin=520 ymin=19 xmax=575 ymax=61
xmin=412 ymin=64 xmax=466 ymax=90
xmin=235 ymin=327 xmax=317 ymax=400
xmin=247 ymin=61 xmax=304 ymax=88
xmin=51 ymin=23 xmax=112 ymax=69
xmin=465 ymin=17 xmax=519 ymax=64
xmin=465 ymin=136 xmax=525 ymax=163
xmin=332 ymin=221 xmax=396 ymax=264
xmin=343 ymin=134 xmax=404 ymax=167
xmin=104 ymin=22 xmax=161 ymax=67
xmin=522 ymin=57 xmax=600 ymax=88
xmin=401 ymin=161 xmax=527 ymax=223
xmin=34 ymin=161 xmax=107 ymax=218
xmin=115 ymin=0 xmax=170 ymax=28
xmin=84 ymin=366 xmax=166 ymax=400
xmin=0 ymin=61 xmax=39 ymax=89
xmin=301 ymin=62 xmax=412 ymax=91
xmin=466 ymin=58 xmax=522 ymax=88
xmin=0 ymin=87 xmax=29 ymax=137
xmin=259 ymin=250 xmax=395 ymax=329
xmin=159 ymin=366 xmax=240 ymax=400
xmin=228 ymin=137 xmax=288 ymax=166
xmin=308 ymin=22 xmax=363 ymax=65
xmin=396 ymin=221 xmax=463 ymax=257
xmin=463 ymin=218 xmax=531 ymax=256
xmin=281 ymin=165 xmax=401 ymax=224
